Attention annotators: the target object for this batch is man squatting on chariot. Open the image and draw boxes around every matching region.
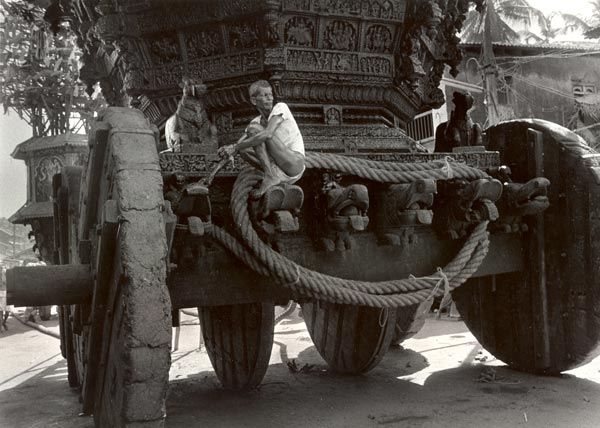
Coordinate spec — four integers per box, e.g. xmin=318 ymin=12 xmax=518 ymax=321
xmin=217 ymin=80 xmax=305 ymax=198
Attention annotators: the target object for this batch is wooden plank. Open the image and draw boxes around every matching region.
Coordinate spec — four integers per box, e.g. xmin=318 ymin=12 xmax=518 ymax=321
xmin=527 ymin=128 xmax=550 ymax=372
xmin=81 ymin=199 xmax=119 ymax=414
xmin=81 ymin=122 xmax=110 ymax=241
xmin=56 ymin=187 xmax=70 ymax=264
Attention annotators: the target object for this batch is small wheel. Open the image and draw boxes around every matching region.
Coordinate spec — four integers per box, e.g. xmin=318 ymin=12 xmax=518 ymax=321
xmin=199 ymin=302 xmax=275 ymax=390
xmin=302 ymin=301 xmax=397 ymax=374
xmin=390 ymin=299 xmax=432 ymax=346
xmin=454 ymin=119 xmax=600 ymax=374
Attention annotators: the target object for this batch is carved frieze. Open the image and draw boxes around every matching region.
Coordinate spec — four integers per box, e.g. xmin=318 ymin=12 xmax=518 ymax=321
xmin=188 ymin=50 xmax=263 ymax=81
xmin=135 ymin=1 xmax=261 ymax=34
xmin=148 ymin=50 xmax=263 ymax=89
xmin=283 ymin=0 xmax=406 ymax=21
xmin=285 ymin=48 xmax=392 ymax=76
xmin=153 ymin=66 xmax=184 ymax=89
xmin=283 ymin=0 xmax=312 ymax=11
xmin=160 ymin=154 xmax=211 ymax=176
xmin=159 ymin=151 xmax=500 ymax=176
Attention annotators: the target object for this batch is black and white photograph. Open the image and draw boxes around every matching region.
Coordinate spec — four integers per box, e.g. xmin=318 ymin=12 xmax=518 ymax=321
xmin=1 ymin=0 xmax=599 ymax=427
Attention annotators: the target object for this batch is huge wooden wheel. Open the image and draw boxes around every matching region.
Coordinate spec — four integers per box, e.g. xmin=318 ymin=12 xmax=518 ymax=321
xmin=302 ymin=301 xmax=398 ymax=373
xmin=453 ymin=119 xmax=600 ymax=374
xmin=199 ymin=302 xmax=275 ymax=390
xmin=55 ymin=108 xmax=171 ymax=427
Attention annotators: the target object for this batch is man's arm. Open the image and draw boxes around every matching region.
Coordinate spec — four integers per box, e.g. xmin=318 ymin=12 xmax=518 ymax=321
xmin=233 ymin=114 xmax=284 ymax=152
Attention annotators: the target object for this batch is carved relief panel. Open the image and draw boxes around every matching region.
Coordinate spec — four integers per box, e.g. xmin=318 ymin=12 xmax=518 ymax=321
xmin=34 ymin=155 xmax=64 ymax=202
xmin=228 ymin=20 xmax=261 ymax=51
xmin=284 ymin=16 xmax=316 ymax=47
xmin=363 ymin=24 xmax=393 ymax=53
xmin=184 ymin=28 xmax=224 ymax=60
xmin=324 ymin=105 xmax=342 ymax=125
xmin=323 ymin=20 xmax=357 ymax=51
xmin=147 ymin=32 xmax=182 ymax=65
xmin=279 ymin=1 xmax=405 ymax=80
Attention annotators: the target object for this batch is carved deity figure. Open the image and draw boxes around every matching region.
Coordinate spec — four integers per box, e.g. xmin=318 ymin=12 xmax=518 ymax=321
xmin=434 ymin=91 xmax=482 ymax=152
xmin=165 ymin=78 xmax=218 ymax=152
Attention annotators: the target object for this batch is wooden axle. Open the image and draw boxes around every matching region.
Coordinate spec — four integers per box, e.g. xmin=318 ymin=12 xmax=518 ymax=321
xmin=6 ymin=264 xmax=93 ymax=306
xmin=6 ymin=230 xmax=524 ymax=308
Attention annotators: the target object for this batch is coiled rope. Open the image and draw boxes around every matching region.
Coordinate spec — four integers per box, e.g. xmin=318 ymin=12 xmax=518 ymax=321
xmin=206 ymin=152 xmax=491 ymax=308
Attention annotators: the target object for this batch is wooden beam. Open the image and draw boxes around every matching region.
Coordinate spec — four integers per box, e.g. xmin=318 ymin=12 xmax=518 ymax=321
xmin=168 ymin=230 xmax=524 ymax=308
xmin=6 ymin=264 xmax=93 ymax=306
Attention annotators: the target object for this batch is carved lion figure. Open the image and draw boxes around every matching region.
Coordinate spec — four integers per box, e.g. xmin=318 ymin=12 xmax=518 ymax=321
xmin=165 ymin=77 xmax=218 ymax=152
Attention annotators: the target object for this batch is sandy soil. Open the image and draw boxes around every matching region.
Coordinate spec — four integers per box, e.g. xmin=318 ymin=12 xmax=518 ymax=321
xmin=1 ymin=306 xmax=599 ymax=428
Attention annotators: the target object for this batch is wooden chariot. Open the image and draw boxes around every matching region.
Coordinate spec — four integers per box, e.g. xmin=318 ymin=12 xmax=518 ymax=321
xmin=6 ymin=1 xmax=600 ymax=427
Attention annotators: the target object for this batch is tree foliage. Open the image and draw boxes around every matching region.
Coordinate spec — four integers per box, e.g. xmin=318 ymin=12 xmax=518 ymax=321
xmin=460 ymin=0 xmax=547 ymax=44
xmin=460 ymin=0 xmax=596 ymax=44
xmin=0 ymin=0 xmax=102 ymax=136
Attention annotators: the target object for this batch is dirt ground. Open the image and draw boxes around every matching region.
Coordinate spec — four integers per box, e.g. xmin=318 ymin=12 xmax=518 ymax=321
xmin=1 ymin=306 xmax=599 ymax=428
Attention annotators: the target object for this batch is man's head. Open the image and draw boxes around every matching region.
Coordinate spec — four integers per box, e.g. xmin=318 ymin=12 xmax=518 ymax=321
xmin=249 ymin=80 xmax=274 ymax=115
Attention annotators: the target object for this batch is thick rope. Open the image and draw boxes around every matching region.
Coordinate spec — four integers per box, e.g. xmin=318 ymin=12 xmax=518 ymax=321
xmin=305 ymin=152 xmax=488 ymax=183
xmin=203 ymin=151 xmax=492 ymax=308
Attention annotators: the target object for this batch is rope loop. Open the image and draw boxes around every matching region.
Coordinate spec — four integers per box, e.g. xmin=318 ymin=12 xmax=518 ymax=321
xmin=205 ymin=151 xmax=492 ymax=308
xmin=442 ymin=156 xmax=454 ymax=179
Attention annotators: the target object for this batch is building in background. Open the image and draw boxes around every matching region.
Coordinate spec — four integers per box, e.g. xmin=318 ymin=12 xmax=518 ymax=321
xmin=407 ymin=41 xmax=600 ymax=149
xmin=8 ymin=133 xmax=88 ymax=263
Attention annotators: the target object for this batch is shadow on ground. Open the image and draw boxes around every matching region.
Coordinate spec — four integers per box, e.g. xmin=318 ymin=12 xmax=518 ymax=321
xmin=166 ymin=343 xmax=600 ymax=428
xmin=0 ymin=359 xmax=94 ymax=428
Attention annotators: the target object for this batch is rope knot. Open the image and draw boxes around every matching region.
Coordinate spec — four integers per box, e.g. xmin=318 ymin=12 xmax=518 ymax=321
xmin=441 ymin=156 xmax=454 ymax=179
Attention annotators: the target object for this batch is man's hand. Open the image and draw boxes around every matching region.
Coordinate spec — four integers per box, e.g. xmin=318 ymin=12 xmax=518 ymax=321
xmin=217 ymin=144 xmax=237 ymax=159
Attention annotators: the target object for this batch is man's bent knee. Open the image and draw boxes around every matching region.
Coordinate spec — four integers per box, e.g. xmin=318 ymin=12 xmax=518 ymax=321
xmin=279 ymin=151 xmax=305 ymax=177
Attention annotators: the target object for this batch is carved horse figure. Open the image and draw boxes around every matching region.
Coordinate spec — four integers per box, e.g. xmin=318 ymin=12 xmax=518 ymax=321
xmin=435 ymin=91 xmax=482 ymax=152
xmin=165 ymin=77 xmax=218 ymax=152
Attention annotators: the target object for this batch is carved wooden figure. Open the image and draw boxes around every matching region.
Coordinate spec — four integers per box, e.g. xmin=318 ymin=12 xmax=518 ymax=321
xmin=165 ymin=78 xmax=218 ymax=153
xmin=435 ymin=91 xmax=483 ymax=152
